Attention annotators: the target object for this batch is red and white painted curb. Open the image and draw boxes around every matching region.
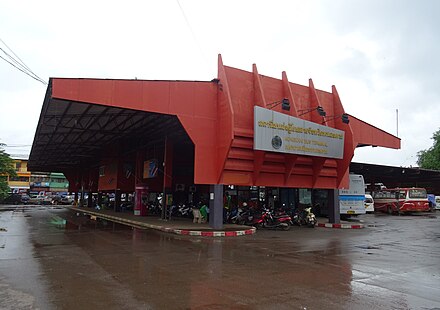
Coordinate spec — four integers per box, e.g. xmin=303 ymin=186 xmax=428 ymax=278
xmin=172 ymin=228 xmax=256 ymax=237
xmin=317 ymin=222 xmax=364 ymax=229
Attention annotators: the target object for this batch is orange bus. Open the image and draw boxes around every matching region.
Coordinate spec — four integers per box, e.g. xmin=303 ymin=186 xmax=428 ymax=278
xmin=372 ymin=188 xmax=430 ymax=215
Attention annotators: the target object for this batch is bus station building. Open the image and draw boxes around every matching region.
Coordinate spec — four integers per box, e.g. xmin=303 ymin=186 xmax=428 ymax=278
xmin=28 ymin=55 xmax=401 ymax=228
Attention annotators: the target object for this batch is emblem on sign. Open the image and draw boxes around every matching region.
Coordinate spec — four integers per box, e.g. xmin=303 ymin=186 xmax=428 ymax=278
xmin=271 ymin=135 xmax=282 ymax=149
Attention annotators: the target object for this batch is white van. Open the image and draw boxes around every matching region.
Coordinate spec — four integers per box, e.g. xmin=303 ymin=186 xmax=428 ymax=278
xmin=364 ymin=194 xmax=374 ymax=213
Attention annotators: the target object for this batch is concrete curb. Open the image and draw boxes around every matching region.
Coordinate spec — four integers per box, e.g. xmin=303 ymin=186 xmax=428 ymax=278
xmin=317 ymin=223 xmax=364 ymax=229
xmin=69 ymin=207 xmax=256 ymax=237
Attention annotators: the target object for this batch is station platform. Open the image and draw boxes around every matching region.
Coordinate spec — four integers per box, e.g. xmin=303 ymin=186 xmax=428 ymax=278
xmin=67 ymin=206 xmax=257 ymax=237
xmin=0 ymin=205 xmax=365 ymax=233
xmin=67 ymin=206 xmax=364 ymax=236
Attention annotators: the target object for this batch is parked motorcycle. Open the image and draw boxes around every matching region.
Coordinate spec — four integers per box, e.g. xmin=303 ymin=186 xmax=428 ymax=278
xmin=227 ymin=206 xmax=249 ymax=224
xmin=147 ymin=203 xmax=162 ymax=215
xmin=292 ymin=206 xmax=317 ymax=228
xmin=177 ymin=203 xmax=192 ymax=217
xmin=252 ymin=207 xmax=292 ymax=230
xmin=235 ymin=208 xmax=255 ymax=225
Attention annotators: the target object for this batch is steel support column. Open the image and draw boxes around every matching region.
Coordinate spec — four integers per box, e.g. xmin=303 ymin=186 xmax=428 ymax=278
xmin=162 ymin=137 xmax=173 ymax=220
xmin=97 ymin=192 xmax=102 ymax=208
xmin=87 ymin=191 xmax=93 ymax=208
xmin=115 ymin=190 xmax=121 ymax=212
xmin=209 ymin=184 xmax=223 ymax=230
xmin=328 ymin=189 xmax=340 ymax=224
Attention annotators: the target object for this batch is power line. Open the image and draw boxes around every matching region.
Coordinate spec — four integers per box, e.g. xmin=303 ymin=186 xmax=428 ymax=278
xmin=0 ymin=54 xmax=46 ymax=85
xmin=0 ymin=50 xmax=47 ymax=85
xmin=0 ymin=38 xmax=37 ymax=77
xmin=0 ymin=38 xmax=47 ymax=85
xmin=175 ymin=0 xmax=209 ymax=68
xmin=0 ymin=47 xmax=45 ymax=84
xmin=4 ymin=144 xmax=32 ymax=147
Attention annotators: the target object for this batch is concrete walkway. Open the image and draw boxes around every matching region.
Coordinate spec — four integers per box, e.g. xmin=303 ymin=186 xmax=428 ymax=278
xmin=0 ymin=204 xmax=364 ymax=233
xmin=67 ymin=206 xmax=257 ymax=237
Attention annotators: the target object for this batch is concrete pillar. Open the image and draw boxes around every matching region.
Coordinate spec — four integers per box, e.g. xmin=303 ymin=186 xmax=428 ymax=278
xmin=209 ymin=184 xmax=223 ymax=230
xmin=97 ymin=192 xmax=102 ymax=207
xmin=80 ymin=184 xmax=85 ymax=207
xmin=328 ymin=189 xmax=340 ymax=224
xmin=87 ymin=191 xmax=93 ymax=208
xmin=114 ymin=190 xmax=121 ymax=212
xmin=162 ymin=137 xmax=173 ymax=220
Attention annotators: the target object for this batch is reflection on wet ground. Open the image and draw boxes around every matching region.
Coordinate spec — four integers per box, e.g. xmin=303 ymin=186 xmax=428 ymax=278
xmin=0 ymin=206 xmax=439 ymax=309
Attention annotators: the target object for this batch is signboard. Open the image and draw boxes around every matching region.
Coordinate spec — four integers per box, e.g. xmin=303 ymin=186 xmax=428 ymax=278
xmin=143 ymin=159 xmax=158 ymax=179
xmin=254 ymin=106 xmax=345 ymax=159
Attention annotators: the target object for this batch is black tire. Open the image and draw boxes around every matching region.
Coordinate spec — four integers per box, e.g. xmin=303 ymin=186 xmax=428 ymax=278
xmin=387 ymin=206 xmax=393 ymax=215
xmin=281 ymin=223 xmax=291 ymax=231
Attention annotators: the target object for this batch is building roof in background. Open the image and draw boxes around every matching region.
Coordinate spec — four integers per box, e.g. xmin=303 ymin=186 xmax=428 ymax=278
xmin=10 ymin=154 xmax=29 ymax=160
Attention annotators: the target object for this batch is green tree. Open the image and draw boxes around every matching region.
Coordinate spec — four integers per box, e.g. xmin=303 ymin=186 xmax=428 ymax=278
xmin=0 ymin=143 xmax=16 ymax=201
xmin=417 ymin=129 xmax=440 ymax=170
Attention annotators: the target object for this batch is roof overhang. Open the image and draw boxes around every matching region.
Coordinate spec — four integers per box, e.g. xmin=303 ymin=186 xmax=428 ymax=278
xmin=350 ymin=162 xmax=440 ymax=193
xmin=348 ymin=114 xmax=401 ymax=149
xmin=28 ymin=80 xmax=192 ymax=172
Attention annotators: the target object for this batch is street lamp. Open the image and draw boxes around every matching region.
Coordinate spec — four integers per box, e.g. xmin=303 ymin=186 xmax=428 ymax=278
xmin=267 ymin=98 xmax=290 ymax=111
xmin=321 ymin=113 xmax=350 ymax=124
xmin=298 ymin=106 xmax=326 ymax=117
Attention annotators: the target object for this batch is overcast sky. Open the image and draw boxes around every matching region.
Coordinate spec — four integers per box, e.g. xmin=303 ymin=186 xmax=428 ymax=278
xmin=1 ymin=0 xmax=439 ymax=167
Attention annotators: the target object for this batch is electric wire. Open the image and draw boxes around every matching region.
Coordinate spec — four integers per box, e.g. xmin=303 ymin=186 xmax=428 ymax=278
xmin=3 ymin=144 xmax=32 ymax=147
xmin=175 ymin=0 xmax=209 ymax=69
xmin=0 ymin=54 xmax=46 ymax=84
xmin=0 ymin=54 xmax=46 ymax=85
xmin=0 ymin=47 xmax=46 ymax=84
xmin=0 ymin=46 xmax=45 ymax=84
xmin=0 ymin=38 xmax=35 ymax=74
xmin=0 ymin=38 xmax=47 ymax=85
xmin=0 ymin=48 xmax=46 ymax=85
xmin=0 ymin=47 xmax=29 ymax=72
xmin=0 ymin=38 xmax=45 ymax=83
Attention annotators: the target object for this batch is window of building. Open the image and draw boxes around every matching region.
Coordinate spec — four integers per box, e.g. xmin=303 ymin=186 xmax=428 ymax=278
xmin=298 ymin=188 xmax=312 ymax=205
xmin=9 ymin=176 xmax=30 ymax=182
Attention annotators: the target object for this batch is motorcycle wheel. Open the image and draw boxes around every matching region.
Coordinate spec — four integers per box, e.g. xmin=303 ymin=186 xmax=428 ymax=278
xmin=254 ymin=222 xmax=263 ymax=230
xmin=281 ymin=223 xmax=291 ymax=231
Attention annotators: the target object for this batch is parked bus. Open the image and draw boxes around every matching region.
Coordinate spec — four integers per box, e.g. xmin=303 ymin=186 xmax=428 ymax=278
xmin=339 ymin=174 xmax=366 ymax=216
xmin=372 ymin=188 xmax=430 ymax=214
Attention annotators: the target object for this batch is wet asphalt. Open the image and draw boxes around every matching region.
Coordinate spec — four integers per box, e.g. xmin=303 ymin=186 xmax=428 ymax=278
xmin=0 ymin=206 xmax=439 ymax=310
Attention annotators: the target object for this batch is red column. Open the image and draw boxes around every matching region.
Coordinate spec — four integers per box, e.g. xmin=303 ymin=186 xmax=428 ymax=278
xmin=134 ymin=150 xmax=148 ymax=216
